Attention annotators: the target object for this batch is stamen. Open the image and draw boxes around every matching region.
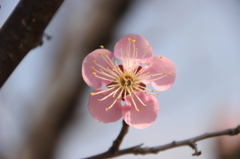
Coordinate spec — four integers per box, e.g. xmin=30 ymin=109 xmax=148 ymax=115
xmin=91 ymin=67 xmax=117 ymax=79
xmin=112 ymin=87 xmax=121 ymax=98
xmin=147 ymin=73 xmax=169 ymax=82
xmin=139 ymin=45 xmax=151 ymax=61
xmin=132 ymin=48 xmax=139 ymax=74
xmin=130 ymin=87 xmax=147 ymax=107
xmin=133 ymin=86 xmax=160 ymax=95
xmin=90 ymin=87 xmax=116 ymax=96
xmin=137 ymin=85 xmax=154 ymax=92
xmin=93 ymin=62 xmax=118 ymax=77
xmin=135 ymin=62 xmax=151 ymax=76
xmin=136 ymin=56 xmax=163 ymax=76
xmin=93 ymin=72 xmax=116 ymax=82
xmin=105 ymin=97 xmax=119 ymax=111
xmin=126 ymin=87 xmax=140 ymax=112
xmin=107 ymin=83 xmax=121 ymax=88
xmin=104 ymin=54 xmax=123 ymax=75
xmin=98 ymin=89 xmax=118 ymax=101
xmin=123 ymin=87 xmax=127 ymax=99
xmin=115 ymin=87 xmax=124 ymax=99
xmin=137 ymin=72 xmax=153 ymax=80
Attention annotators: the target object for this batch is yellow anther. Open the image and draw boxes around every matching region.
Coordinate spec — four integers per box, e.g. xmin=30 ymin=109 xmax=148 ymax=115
xmin=99 ymin=53 xmax=102 ymax=56
xmin=91 ymin=66 xmax=94 ymax=69
xmin=128 ymin=38 xmax=132 ymax=41
xmin=159 ymin=56 xmax=162 ymax=58
xmin=92 ymin=60 xmax=96 ymax=63
xmin=90 ymin=92 xmax=95 ymax=96
xmin=105 ymin=108 xmax=108 ymax=111
xmin=132 ymin=40 xmax=136 ymax=43
xmin=148 ymin=45 xmax=150 ymax=47
xmin=100 ymin=45 xmax=104 ymax=49
xmin=98 ymin=99 xmax=101 ymax=101
xmin=92 ymin=72 xmax=97 ymax=75
xmin=136 ymin=109 xmax=140 ymax=112
xmin=104 ymin=52 xmax=108 ymax=55
xmin=120 ymin=45 xmax=122 ymax=47
xmin=144 ymin=105 xmax=147 ymax=107
xmin=135 ymin=48 xmax=138 ymax=50
xmin=167 ymin=73 xmax=170 ymax=75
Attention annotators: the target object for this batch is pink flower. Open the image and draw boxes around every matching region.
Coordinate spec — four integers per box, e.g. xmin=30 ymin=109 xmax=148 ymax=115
xmin=82 ymin=34 xmax=176 ymax=129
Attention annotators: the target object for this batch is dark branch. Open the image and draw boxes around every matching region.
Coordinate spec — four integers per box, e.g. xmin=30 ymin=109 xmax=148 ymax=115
xmin=85 ymin=125 xmax=240 ymax=158
xmin=0 ymin=0 xmax=64 ymax=87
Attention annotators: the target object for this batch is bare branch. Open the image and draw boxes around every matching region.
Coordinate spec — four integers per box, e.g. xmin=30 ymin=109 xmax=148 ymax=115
xmin=85 ymin=125 xmax=240 ymax=158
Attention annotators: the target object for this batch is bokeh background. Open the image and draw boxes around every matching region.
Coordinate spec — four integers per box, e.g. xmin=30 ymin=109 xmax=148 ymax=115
xmin=0 ymin=0 xmax=240 ymax=159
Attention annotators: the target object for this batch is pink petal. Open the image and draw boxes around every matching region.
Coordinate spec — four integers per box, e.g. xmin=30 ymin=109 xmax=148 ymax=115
xmin=82 ymin=49 xmax=114 ymax=88
xmin=114 ymin=34 xmax=153 ymax=60
xmin=88 ymin=88 xmax=123 ymax=123
xmin=122 ymin=91 xmax=159 ymax=129
xmin=140 ymin=56 xmax=176 ymax=91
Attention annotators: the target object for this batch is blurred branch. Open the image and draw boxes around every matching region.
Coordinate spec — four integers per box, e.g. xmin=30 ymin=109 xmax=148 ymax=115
xmin=85 ymin=125 xmax=240 ymax=158
xmin=0 ymin=0 xmax=64 ymax=87
xmin=20 ymin=1 xmax=133 ymax=159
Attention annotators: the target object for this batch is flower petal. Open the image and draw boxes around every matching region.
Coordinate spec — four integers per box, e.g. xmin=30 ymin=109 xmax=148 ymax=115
xmin=114 ymin=34 xmax=153 ymax=60
xmin=140 ymin=56 xmax=176 ymax=91
xmin=123 ymin=91 xmax=159 ymax=129
xmin=88 ymin=88 xmax=122 ymax=123
xmin=82 ymin=49 xmax=115 ymax=88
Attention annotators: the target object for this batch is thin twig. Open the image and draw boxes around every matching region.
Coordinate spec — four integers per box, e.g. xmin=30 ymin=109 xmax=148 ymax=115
xmin=85 ymin=125 xmax=240 ymax=159
xmin=85 ymin=120 xmax=129 ymax=159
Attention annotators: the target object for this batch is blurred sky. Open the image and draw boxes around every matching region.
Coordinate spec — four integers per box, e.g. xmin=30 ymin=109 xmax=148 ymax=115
xmin=0 ymin=0 xmax=240 ymax=159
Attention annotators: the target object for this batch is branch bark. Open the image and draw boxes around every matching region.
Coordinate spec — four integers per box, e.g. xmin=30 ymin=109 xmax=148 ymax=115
xmin=85 ymin=125 xmax=240 ymax=158
xmin=0 ymin=0 xmax=64 ymax=87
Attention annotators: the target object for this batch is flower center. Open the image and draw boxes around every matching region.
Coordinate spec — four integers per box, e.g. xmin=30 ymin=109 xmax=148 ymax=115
xmin=121 ymin=75 xmax=133 ymax=87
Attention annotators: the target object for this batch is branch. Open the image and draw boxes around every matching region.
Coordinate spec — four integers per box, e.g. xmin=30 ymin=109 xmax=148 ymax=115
xmin=0 ymin=0 xmax=64 ymax=87
xmin=85 ymin=120 xmax=129 ymax=159
xmin=85 ymin=125 xmax=240 ymax=158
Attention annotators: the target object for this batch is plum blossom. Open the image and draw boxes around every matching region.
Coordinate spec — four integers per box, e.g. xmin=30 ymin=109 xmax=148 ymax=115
xmin=82 ymin=34 xmax=176 ymax=129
